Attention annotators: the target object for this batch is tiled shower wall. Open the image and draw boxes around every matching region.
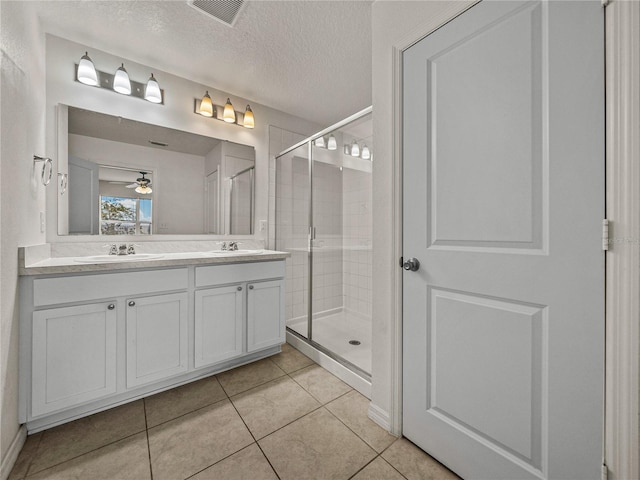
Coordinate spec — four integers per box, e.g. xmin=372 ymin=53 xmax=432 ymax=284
xmin=342 ymin=168 xmax=373 ymax=318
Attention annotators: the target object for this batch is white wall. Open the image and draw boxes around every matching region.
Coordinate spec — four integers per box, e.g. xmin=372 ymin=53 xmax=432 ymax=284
xmin=45 ymin=34 xmax=321 ymax=243
xmin=370 ymin=0 xmax=474 ymax=432
xmin=0 ymin=0 xmax=46 ymax=468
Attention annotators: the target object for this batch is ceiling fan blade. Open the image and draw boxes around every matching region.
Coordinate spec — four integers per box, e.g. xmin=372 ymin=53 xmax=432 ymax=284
xmin=125 ymin=183 xmax=138 ymax=188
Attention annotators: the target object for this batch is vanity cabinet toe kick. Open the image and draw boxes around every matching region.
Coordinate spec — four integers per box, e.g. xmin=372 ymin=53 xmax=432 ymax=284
xmin=19 ymin=260 xmax=286 ymax=432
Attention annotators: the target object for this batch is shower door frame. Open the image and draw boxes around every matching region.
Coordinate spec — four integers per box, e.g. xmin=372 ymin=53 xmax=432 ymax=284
xmin=275 ymin=106 xmax=373 ymax=380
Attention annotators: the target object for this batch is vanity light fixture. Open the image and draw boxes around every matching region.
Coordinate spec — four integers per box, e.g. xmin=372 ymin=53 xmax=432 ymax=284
xmin=199 ymin=91 xmax=214 ymax=117
xmin=144 ymin=74 xmax=162 ymax=103
xmin=314 ymin=136 xmax=325 ymax=148
xmin=350 ymin=140 xmax=360 ymax=157
xmin=243 ymin=105 xmax=254 ymax=129
xmin=77 ymin=52 xmax=98 ymax=86
xmin=74 ymin=53 xmax=164 ymax=104
xmin=361 ymin=144 xmax=371 ymax=160
xmin=327 ymin=134 xmax=337 ymax=150
xmin=223 ymin=98 xmax=236 ymax=123
xmin=194 ymin=94 xmax=255 ymax=128
xmin=113 ymin=64 xmax=131 ymax=95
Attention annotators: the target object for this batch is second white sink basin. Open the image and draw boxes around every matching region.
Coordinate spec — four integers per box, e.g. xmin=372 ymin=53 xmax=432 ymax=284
xmin=74 ymin=254 xmax=164 ymax=263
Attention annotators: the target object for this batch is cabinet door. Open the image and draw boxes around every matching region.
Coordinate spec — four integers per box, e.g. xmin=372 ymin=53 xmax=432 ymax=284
xmin=247 ymin=279 xmax=285 ymax=353
xmin=126 ymin=292 xmax=188 ymax=388
xmin=194 ymin=285 xmax=244 ymax=368
xmin=32 ymin=302 xmax=117 ymax=417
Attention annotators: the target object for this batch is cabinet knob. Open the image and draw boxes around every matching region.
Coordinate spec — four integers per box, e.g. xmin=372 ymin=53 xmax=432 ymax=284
xmin=128 ymin=301 xmax=136 ymax=307
xmin=107 ymin=304 xmax=115 ymax=310
xmin=237 ymin=286 xmax=242 ymax=291
xmin=249 ymin=285 xmax=254 ymax=290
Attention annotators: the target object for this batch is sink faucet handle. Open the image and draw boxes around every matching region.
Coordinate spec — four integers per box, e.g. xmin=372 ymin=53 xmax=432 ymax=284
xmin=104 ymin=244 xmax=118 ymax=255
xmin=127 ymin=244 xmax=139 ymax=255
xmin=219 ymin=241 xmax=228 ymax=251
xmin=228 ymin=241 xmax=239 ymax=251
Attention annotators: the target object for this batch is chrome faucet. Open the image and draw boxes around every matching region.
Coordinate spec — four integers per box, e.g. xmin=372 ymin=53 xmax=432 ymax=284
xmin=108 ymin=244 xmax=118 ymax=256
xmin=117 ymin=244 xmax=128 ymax=255
xmin=228 ymin=241 xmax=239 ymax=251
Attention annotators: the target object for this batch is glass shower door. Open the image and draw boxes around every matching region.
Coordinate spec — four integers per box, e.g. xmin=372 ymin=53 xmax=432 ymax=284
xmin=275 ymin=143 xmax=311 ymax=339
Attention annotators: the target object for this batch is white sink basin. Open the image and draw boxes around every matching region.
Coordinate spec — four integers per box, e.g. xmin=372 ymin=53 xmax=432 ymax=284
xmin=208 ymin=249 xmax=264 ymax=256
xmin=73 ymin=254 xmax=164 ymax=263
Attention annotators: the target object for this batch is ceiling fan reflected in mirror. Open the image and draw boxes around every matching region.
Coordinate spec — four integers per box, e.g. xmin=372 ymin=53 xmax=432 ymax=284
xmin=126 ymin=171 xmax=153 ymax=194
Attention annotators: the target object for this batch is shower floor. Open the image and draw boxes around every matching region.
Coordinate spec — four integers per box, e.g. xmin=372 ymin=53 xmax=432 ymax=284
xmin=287 ymin=310 xmax=371 ymax=375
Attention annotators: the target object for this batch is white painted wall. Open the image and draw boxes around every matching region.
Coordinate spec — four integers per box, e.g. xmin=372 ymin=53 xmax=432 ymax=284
xmin=0 ymin=0 xmax=46 ymax=468
xmin=370 ymin=0 xmax=475 ymax=432
xmin=45 ymin=34 xmax=321 ymax=243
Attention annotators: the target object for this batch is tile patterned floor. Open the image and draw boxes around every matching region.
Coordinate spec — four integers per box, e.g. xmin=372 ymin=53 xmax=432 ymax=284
xmin=9 ymin=343 xmax=459 ymax=480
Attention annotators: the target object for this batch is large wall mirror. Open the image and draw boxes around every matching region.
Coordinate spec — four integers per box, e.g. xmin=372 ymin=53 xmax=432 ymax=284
xmin=57 ymin=105 xmax=255 ymax=236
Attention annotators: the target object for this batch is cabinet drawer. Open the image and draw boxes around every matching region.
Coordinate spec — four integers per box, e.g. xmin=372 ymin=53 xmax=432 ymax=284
xmin=195 ymin=261 xmax=285 ymax=287
xmin=33 ymin=268 xmax=188 ymax=306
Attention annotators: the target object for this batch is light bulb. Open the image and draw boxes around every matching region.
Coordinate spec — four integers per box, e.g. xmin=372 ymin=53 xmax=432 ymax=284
xmin=361 ymin=144 xmax=371 ymax=160
xmin=223 ymin=98 xmax=236 ymax=123
xmin=327 ymin=134 xmax=337 ymax=150
xmin=199 ymin=91 xmax=213 ymax=117
xmin=144 ymin=74 xmax=162 ymax=103
xmin=350 ymin=141 xmax=360 ymax=157
xmin=315 ymin=137 xmax=325 ymax=148
xmin=113 ymin=64 xmax=131 ymax=95
xmin=243 ymin=105 xmax=254 ymax=128
xmin=77 ymin=52 xmax=98 ymax=86
xmin=344 ymin=144 xmax=351 ymax=155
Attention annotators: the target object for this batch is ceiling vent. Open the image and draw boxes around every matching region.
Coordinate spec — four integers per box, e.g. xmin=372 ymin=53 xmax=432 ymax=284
xmin=188 ymin=0 xmax=246 ymax=27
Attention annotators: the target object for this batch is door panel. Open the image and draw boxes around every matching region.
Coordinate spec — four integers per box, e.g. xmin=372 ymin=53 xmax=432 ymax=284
xmin=403 ymin=1 xmax=604 ymax=479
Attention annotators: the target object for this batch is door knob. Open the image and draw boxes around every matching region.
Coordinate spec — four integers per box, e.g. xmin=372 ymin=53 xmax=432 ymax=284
xmin=403 ymin=258 xmax=420 ymax=272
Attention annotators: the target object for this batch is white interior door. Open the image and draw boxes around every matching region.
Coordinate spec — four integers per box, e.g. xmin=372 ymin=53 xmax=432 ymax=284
xmin=402 ymin=1 xmax=604 ymax=479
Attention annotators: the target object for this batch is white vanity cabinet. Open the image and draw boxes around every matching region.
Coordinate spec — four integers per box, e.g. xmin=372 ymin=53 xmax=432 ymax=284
xmin=20 ymin=258 xmax=286 ymax=432
xmin=194 ymin=261 xmax=286 ymax=367
xmin=194 ymin=285 xmax=244 ymax=368
xmin=126 ymin=292 xmax=189 ymax=388
xmin=31 ymin=302 xmax=117 ymax=417
xmin=247 ymin=279 xmax=285 ymax=352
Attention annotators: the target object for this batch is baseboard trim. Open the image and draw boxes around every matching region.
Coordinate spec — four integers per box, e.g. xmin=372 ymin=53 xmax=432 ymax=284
xmin=368 ymin=402 xmax=392 ymax=432
xmin=1 ymin=425 xmax=26 ymax=480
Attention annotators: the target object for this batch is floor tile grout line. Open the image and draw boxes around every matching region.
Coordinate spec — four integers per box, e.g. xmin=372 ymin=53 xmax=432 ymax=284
xmin=146 ymin=395 xmax=231 ymax=431
xmin=285 ymin=368 xmax=353 ymax=406
xmin=218 ymin=370 xmax=287 ymax=398
xmin=346 ymin=454 xmax=380 ymax=480
xmin=21 ymin=430 xmax=45 ymax=479
xmin=227 ymin=391 xmax=282 ymax=480
xmin=143 ymin=398 xmax=154 ymax=480
xmin=322 ymin=397 xmax=387 ymax=456
xmin=23 ymin=428 xmax=147 ymax=477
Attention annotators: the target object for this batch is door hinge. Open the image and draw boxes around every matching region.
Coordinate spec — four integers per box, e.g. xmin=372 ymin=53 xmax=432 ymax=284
xmin=399 ymin=256 xmax=404 ymax=268
xmin=601 ymin=463 xmax=608 ymax=480
xmin=602 ymin=219 xmax=610 ymax=251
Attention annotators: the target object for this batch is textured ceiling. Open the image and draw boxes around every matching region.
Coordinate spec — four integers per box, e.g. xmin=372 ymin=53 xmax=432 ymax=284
xmin=34 ymin=0 xmax=373 ymax=127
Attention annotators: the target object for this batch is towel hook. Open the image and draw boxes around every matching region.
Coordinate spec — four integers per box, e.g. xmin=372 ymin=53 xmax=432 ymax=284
xmin=33 ymin=155 xmax=53 ymax=186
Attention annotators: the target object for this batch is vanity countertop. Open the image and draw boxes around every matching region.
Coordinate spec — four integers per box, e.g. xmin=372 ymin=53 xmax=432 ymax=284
xmin=19 ymin=249 xmax=290 ymax=276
